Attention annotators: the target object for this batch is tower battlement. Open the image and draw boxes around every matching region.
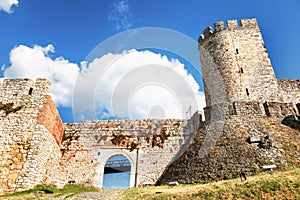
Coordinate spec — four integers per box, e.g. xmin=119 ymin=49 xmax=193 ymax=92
xmin=198 ymin=18 xmax=259 ymax=44
xmin=198 ymin=18 xmax=300 ymax=122
xmin=0 ymin=18 xmax=299 ymax=195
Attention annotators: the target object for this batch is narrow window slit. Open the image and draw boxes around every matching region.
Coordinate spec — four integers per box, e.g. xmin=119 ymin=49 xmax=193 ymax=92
xmin=263 ymin=102 xmax=271 ymax=116
xmin=236 ymin=49 xmax=239 ymax=54
xmin=28 ymin=87 xmax=33 ymax=95
xmin=246 ymin=88 xmax=249 ymax=96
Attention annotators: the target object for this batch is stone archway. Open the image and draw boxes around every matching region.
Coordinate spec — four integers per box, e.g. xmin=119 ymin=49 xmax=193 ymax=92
xmin=93 ymin=148 xmax=137 ymax=189
xmin=102 ymin=155 xmax=131 ymax=189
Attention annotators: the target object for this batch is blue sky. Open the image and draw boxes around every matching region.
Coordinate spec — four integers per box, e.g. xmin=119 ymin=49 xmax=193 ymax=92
xmin=1 ymin=0 xmax=300 ymax=122
xmin=103 ymin=155 xmax=131 ymax=189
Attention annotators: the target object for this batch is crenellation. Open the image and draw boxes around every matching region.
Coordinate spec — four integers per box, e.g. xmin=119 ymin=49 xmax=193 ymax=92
xmin=199 ymin=17 xmax=283 ymax=121
xmin=199 ymin=18 xmax=260 ymax=46
xmin=226 ymin=19 xmax=239 ymax=29
xmin=213 ymin=21 xmax=224 ymax=31
xmin=203 ymin=26 xmax=213 ymax=37
xmin=240 ymin=18 xmax=259 ymax=28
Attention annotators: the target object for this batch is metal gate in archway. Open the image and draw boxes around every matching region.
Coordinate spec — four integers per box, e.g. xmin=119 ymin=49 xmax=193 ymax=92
xmin=102 ymin=155 xmax=131 ymax=189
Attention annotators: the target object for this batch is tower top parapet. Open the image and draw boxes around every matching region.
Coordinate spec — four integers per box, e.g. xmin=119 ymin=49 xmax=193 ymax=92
xmin=198 ymin=18 xmax=259 ymax=44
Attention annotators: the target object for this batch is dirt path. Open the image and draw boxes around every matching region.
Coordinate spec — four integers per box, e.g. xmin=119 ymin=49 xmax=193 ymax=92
xmin=67 ymin=190 xmax=122 ymax=200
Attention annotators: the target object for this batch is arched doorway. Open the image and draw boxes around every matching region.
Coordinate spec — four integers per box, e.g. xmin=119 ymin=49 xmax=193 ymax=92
xmin=102 ymin=155 xmax=131 ymax=189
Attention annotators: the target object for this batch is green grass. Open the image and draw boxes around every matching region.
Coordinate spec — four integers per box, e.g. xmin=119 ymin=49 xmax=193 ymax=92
xmin=122 ymin=168 xmax=300 ymax=200
xmin=0 ymin=184 xmax=98 ymax=200
xmin=1 ymin=169 xmax=299 ymax=200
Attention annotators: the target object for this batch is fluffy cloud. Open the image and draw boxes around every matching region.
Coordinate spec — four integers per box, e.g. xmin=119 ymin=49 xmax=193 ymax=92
xmin=2 ymin=44 xmax=205 ymax=121
xmin=73 ymin=50 xmax=205 ymax=121
xmin=108 ymin=0 xmax=133 ymax=30
xmin=0 ymin=0 xmax=19 ymax=14
xmin=3 ymin=44 xmax=80 ymax=107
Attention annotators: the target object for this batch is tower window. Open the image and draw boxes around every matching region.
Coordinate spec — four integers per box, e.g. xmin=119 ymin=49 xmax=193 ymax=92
xmin=296 ymin=103 xmax=300 ymax=114
xmin=240 ymin=67 xmax=244 ymax=73
xmin=236 ymin=49 xmax=239 ymax=54
xmin=246 ymin=88 xmax=249 ymax=96
xmin=263 ymin=102 xmax=271 ymax=116
xmin=28 ymin=87 xmax=33 ymax=95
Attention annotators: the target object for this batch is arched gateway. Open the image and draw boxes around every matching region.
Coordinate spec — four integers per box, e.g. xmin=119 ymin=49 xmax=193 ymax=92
xmin=103 ymin=155 xmax=131 ymax=189
xmin=95 ymin=148 xmax=138 ymax=189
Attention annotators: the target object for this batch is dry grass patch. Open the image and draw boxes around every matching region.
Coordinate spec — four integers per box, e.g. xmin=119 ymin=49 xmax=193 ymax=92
xmin=122 ymin=168 xmax=300 ymax=200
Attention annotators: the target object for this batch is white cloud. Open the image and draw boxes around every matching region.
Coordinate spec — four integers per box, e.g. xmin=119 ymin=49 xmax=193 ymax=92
xmin=3 ymin=44 xmax=80 ymax=107
xmin=2 ymin=44 xmax=205 ymax=120
xmin=73 ymin=50 xmax=205 ymax=121
xmin=0 ymin=0 xmax=19 ymax=14
xmin=108 ymin=0 xmax=133 ymax=30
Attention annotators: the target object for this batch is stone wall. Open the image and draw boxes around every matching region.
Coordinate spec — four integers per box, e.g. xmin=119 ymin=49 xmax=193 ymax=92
xmin=38 ymin=95 xmax=64 ymax=146
xmin=204 ymin=103 xmax=227 ymax=124
xmin=0 ymin=18 xmax=300 ymax=194
xmin=14 ymin=125 xmax=62 ymax=191
xmin=264 ymin=102 xmax=296 ymax=118
xmin=159 ymin=115 xmax=300 ymax=184
xmin=0 ymin=79 xmax=63 ymax=193
xmin=157 ymin=17 xmax=299 ymax=185
xmin=277 ymin=79 xmax=300 ymax=103
xmin=61 ymin=118 xmax=198 ymax=188
xmin=233 ymin=101 xmax=262 ymax=116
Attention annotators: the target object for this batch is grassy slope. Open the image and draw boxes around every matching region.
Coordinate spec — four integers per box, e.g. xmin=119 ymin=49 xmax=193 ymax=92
xmin=0 ymin=184 xmax=98 ymax=200
xmin=1 ymin=169 xmax=299 ymax=200
xmin=122 ymin=168 xmax=300 ymax=200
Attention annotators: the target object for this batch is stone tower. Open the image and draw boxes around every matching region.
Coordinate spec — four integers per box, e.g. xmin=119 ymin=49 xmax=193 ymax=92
xmin=198 ymin=18 xmax=279 ymax=120
xmin=0 ymin=79 xmax=64 ymax=193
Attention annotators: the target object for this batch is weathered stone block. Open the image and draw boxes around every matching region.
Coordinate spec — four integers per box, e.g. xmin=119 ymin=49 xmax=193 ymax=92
xmin=249 ymin=136 xmax=261 ymax=143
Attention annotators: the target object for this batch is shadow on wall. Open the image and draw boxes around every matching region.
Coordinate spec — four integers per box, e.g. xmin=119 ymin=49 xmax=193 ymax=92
xmin=281 ymin=115 xmax=300 ymax=130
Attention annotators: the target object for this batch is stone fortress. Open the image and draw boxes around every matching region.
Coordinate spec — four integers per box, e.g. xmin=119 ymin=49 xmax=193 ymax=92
xmin=0 ymin=18 xmax=299 ymax=194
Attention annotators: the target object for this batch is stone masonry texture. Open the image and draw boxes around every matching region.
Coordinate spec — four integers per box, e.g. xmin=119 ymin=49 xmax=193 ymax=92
xmin=60 ymin=117 xmax=197 ymax=188
xmin=159 ymin=18 xmax=300 ymax=184
xmin=0 ymin=79 xmax=63 ymax=193
xmin=0 ymin=18 xmax=299 ymax=194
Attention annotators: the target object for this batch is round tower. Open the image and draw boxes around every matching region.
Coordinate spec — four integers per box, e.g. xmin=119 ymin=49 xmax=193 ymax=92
xmin=198 ymin=18 xmax=278 ymax=111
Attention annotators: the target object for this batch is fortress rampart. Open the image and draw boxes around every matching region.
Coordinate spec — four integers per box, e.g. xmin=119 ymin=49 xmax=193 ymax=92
xmin=60 ymin=118 xmax=197 ymax=188
xmin=158 ymin=18 xmax=300 ymax=184
xmin=0 ymin=18 xmax=299 ymax=193
xmin=0 ymin=79 xmax=200 ymax=192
